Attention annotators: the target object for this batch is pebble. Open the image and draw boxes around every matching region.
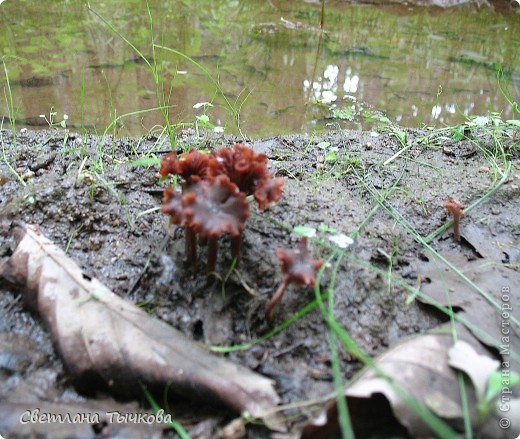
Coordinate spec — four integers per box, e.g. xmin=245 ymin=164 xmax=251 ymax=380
xmin=22 ymin=171 xmax=35 ymax=181
xmin=87 ymin=236 xmax=103 ymax=251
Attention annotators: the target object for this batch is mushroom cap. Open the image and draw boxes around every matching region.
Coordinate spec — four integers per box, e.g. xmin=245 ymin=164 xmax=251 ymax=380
xmin=254 ymin=176 xmax=285 ymax=210
xmin=161 ymin=144 xmax=284 ymax=209
xmin=183 ymin=175 xmax=250 ymax=238
xmin=442 ymin=197 xmax=465 ymax=217
xmin=276 ymin=238 xmax=324 ymax=286
xmin=159 ymin=152 xmax=178 ymax=177
xmin=161 ymin=185 xmax=185 ymax=225
xmin=210 ymin=145 xmax=268 ymax=194
xmin=210 ymin=144 xmax=284 ymax=209
xmin=160 ymin=149 xmax=210 ymax=183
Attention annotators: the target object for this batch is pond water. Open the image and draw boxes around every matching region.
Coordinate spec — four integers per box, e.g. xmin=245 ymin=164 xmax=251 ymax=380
xmin=1 ymin=0 xmax=519 ymax=138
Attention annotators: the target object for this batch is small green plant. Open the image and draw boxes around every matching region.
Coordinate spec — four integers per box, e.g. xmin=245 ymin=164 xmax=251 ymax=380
xmin=380 ymin=125 xmax=409 ymax=166
xmin=39 ymin=106 xmax=68 ymax=129
xmin=310 ymin=141 xmax=365 ymax=183
xmin=193 ymin=101 xmax=224 ymax=136
xmin=362 ymin=109 xmax=391 ymax=125
xmin=140 ymin=383 xmax=190 ymax=439
xmin=331 ymin=106 xmax=355 ymax=121
xmin=316 ymin=140 xmax=338 ymax=163
xmin=87 ymin=3 xmax=179 ymax=147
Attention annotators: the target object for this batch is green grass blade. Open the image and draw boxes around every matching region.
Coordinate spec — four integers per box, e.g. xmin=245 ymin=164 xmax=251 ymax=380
xmin=154 ymin=44 xmax=243 ymax=136
xmin=140 ymin=383 xmax=191 ymax=439
xmin=209 ymin=291 xmax=329 ymax=353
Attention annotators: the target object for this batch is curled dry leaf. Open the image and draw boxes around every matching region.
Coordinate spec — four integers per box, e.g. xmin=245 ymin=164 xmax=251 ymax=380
xmin=418 ymin=250 xmax=520 ymax=374
xmin=448 ymin=339 xmax=500 ymax=402
xmin=459 ymin=222 xmax=520 ymax=265
xmin=300 ymin=323 xmax=516 ymax=439
xmin=0 ymin=225 xmax=283 ymax=431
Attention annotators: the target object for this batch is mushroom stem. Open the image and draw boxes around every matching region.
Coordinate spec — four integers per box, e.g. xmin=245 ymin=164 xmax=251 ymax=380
xmin=185 ymin=227 xmax=198 ymax=269
xmin=453 ymin=217 xmax=461 ymax=242
xmin=265 ymin=278 xmax=289 ymax=321
xmin=207 ymin=237 xmax=218 ymax=274
xmin=230 ymin=234 xmax=242 ymax=266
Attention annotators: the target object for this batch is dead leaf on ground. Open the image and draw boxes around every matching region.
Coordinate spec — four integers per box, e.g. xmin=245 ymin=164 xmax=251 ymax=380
xmin=300 ymin=323 xmax=519 ymax=439
xmin=0 ymin=224 xmax=283 ymax=431
xmin=461 ymin=222 xmax=520 ymax=265
xmin=418 ymin=250 xmax=520 ymax=374
xmin=448 ymin=339 xmax=500 ymax=402
xmin=448 ymin=340 xmax=520 ymax=436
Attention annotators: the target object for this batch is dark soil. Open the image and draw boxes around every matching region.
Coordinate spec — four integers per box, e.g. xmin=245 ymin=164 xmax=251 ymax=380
xmin=0 ymin=126 xmax=518 ymax=438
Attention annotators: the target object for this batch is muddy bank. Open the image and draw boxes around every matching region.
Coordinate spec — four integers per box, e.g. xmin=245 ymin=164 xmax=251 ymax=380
xmin=0 ymin=125 xmax=519 ymax=438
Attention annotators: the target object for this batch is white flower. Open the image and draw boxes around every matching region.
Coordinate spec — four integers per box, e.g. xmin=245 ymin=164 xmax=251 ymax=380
xmin=193 ymin=102 xmax=213 ymax=109
xmin=328 ymin=233 xmax=354 ymax=249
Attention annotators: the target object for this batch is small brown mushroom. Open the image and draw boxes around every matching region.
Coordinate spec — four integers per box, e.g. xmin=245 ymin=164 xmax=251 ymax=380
xmin=161 ymin=176 xmax=250 ymax=273
xmin=159 ymin=151 xmax=178 ymax=178
xmin=160 ymin=150 xmax=212 ymax=268
xmin=160 ymin=149 xmax=210 ymax=188
xmin=161 ymin=184 xmax=197 ymax=267
xmin=210 ymin=144 xmax=284 ymax=209
xmin=265 ymin=238 xmax=324 ymax=321
xmin=183 ymin=175 xmax=250 ymax=274
xmin=254 ymin=175 xmax=285 ymax=210
xmin=209 ymin=144 xmax=268 ymax=195
xmin=443 ymin=197 xmax=465 ymax=242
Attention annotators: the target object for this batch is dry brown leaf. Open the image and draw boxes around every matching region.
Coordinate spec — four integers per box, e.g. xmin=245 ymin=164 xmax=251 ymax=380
xmin=344 ymin=324 xmax=479 ymax=437
xmin=300 ymin=323 xmax=517 ymax=439
xmin=461 ymin=222 xmax=520 ymax=265
xmin=448 ymin=339 xmax=500 ymax=402
xmin=418 ymin=251 xmax=520 ymax=374
xmin=0 ymin=224 xmax=283 ymax=430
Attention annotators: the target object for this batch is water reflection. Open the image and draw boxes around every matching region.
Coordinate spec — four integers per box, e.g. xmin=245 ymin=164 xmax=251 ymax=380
xmin=0 ymin=0 xmax=518 ymax=137
xmin=304 ymin=64 xmax=361 ymax=104
xmin=344 ymin=69 xmax=360 ymax=94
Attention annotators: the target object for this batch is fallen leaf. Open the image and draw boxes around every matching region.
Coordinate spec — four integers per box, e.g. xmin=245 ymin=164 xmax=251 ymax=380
xmin=448 ymin=339 xmax=499 ymax=401
xmin=0 ymin=224 xmax=283 ymax=430
xmin=300 ymin=323 xmax=518 ymax=438
xmin=344 ymin=325 xmax=475 ymax=437
xmin=418 ymin=251 xmax=520 ymax=374
xmin=461 ymin=222 xmax=519 ymax=264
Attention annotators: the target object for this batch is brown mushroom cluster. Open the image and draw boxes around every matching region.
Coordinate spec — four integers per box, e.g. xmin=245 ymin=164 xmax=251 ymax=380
xmin=160 ymin=145 xmax=284 ymax=274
